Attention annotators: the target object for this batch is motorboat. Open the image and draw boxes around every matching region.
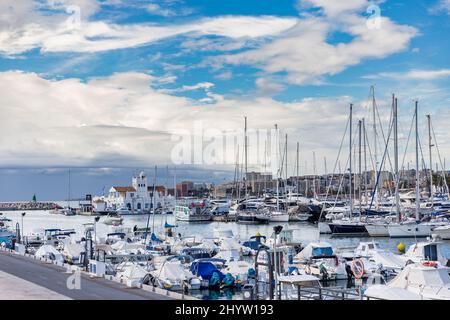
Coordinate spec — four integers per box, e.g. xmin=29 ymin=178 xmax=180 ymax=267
xmin=269 ymin=210 xmax=290 ymax=222
xmin=433 ymin=225 xmax=450 ymax=240
xmin=236 ymin=202 xmax=270 ymax=224
xmin=34 ymin=245 xmax=64 ymax=264
xmin=0 ymin=217 xmax=16 ymax=249
xmin=388 ymin=220 xmax=432 ymax=238
xmin=399 ymin=237 xmax=449 ymax=269
xmin=329 ymin=219 xmax=368 ymax=236
xmin=103 ymin=213 xmax=123 ymax=226
xmin=365 ymin=264 xmax=450 ymax=300
xmin=174 ymin=202 xmax=212 ymax=222
xmin=350 ymin=241 xmax=405 ymax=275
xmin=294 ymin=242 xmax=347 ymax=280
xmin=149 ymin=260 xmax=200 ymax=291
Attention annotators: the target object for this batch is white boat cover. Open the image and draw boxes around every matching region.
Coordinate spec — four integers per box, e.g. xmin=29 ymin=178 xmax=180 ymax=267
xmin=110 ymin=240 xmax=145 ymax=252
xmin=117 ymin=262 xmax=148 ymax=280
xmin=63 ymin=243 xmax=85 ymax=259
xmin=155 ymin=261 xmax=194 ymax=281
xmin=278 ymin=274 xmax=320 ymax=284
xmin=192 ymin=239 xmax=219 ymax=252
xmin=371 ymin=251 xmax=405 ymax=270
xmin=295 ymin=242 xmax=333 ymax=260
xmin=364 ymin=285 xmax=424 ymax=300
xmin=388 ymin=265 xmax=450 ymax=300
xmin=35 ymin=245 xmax=64 ymax=263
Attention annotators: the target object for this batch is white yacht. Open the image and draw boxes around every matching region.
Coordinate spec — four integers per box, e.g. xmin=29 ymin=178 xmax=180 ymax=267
xmin=174 ymin=202 xmax=212 ymax=222
xmin=294 ymin=242 xmax=347 ymax=280
xmin=433 ymin=225 xmax=450 ymax=240
xmin=388 ymin=220 xmax=432 ymax=238
xmin=269 ymin=210 xmax=290 ymax=222
xmin=399 ymin=237 xmax=449 ymax=269
xmin=365 ymin=264 xmax=450 ymax=300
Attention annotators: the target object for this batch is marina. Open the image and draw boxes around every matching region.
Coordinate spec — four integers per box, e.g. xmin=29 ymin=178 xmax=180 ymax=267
xmin=1 ymin=207 xmax=449 ymax=300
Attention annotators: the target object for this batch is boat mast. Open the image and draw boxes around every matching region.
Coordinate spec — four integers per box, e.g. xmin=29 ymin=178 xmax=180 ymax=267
xmin=67 ymin=169 xmax=71 ymax=209
xmin=415 ymin=101 xmax=420 ymax=221
xmin=285 ymin=133 xmax=288 ymax=197
xmin=363 ymin=118 xmax=368 ymax=205
xmin=244 ymin=116 xmax=248 ymax=199
xmin=152 ymin=165 xmax=157 ymax=231
xmin=275 ymin=124 xmax=280 ymax=211
xmin=358 ymin=119 xmax=362 ymax=217
xmin=313 ymin=151 xmax=317 ymax=198
xmin=393 ymin=95 xmax=400 ymax=220
xmin=349 ymin=103 xmax=353 ymax=217
xmin=372 ymin=86 xmax=379 ymax=209
xmin=173 ymin=166 xmax=177 ymax=205
xmin=427 ymin=114 xmax=434 ymax=205
xmin=296 ymin=142 xmax=299 ymax=197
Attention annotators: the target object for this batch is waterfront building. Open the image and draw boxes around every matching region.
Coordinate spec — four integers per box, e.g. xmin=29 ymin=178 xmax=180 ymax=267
xmin=100 ymin=171 xmax=174 ymax=212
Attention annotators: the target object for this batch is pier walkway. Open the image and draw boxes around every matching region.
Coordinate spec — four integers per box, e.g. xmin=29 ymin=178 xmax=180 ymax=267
xmin=0 ymin=251 xmax=174 ymax=300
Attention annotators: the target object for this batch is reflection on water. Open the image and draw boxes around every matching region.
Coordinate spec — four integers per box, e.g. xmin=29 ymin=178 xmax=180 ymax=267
xmin=3 ymin=210 xmax=450 ymax=300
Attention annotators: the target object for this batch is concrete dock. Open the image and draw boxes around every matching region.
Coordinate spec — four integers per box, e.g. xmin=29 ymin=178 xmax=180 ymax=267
xmin=0 ymin=251 xmax=174 ymax=300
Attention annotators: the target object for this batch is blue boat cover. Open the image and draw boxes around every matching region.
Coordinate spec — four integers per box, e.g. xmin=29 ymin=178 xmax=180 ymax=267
xmin=164 ymin=222 xmax=176 ymax=228
xmin=312 ymin=246 xmax=333 ymax=257
xmin=150 ymin=232 xmax=163 ymax=243
xmin=190 ymin=261 xmax=223 ymax=280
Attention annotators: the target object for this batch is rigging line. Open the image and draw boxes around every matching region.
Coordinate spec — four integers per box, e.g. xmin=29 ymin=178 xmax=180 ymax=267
xmin=319 ymin=114 xmax=350 ymax=219
xmin=368 ymin=109 xmax=395 ymax=210
xmin=331 ymin=124 xmax=360 ymax=211
xmin=430 ymin=120 xmax=450 ymax=195
xmin=399 ymin=110 xmax=416 ymax=185
xmin=375 ymin=98 xmax=396 ymax=176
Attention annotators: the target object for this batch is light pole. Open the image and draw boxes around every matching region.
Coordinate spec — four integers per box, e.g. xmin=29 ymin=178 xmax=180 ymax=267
xmin=21 ymin=212 xmax=26 ymax=244
xmin=273 ymin=225 xmax=283 ymax=300
xmin=94 ymin=216 xmax=100 ymax=245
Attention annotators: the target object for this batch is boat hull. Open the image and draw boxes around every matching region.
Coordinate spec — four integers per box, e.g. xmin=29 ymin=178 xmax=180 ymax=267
xmin=387 ymin=224 xmax=432 ymax=238
xmin=318 ymin=222 xmax=332 ymax=234
xmin=365 ymin=224 xmax=389 ymax=237
xmin=237 ymin=214 xmax=269 ymax=224
xmin=175 ymin=214 xmax=212 ymax=222
xmin=269 ymin=213 xmax=290 ymax=222
xmin=432 ymin=228 xmax=450 ymax=240
xmin=329 ymin=223 xmax=368 ymax=236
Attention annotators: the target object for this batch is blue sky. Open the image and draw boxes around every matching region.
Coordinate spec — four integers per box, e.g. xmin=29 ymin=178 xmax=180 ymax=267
xmin=0 ymin=0 xmax=449 ymax=200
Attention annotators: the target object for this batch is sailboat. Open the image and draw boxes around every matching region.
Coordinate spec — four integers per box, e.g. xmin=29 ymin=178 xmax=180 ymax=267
xmin=388 ymin=101 xmax=430 ymax=238
xmin=329 ymin=104 xmax=368 ymax=236
xmin=269 ymin=130 xmax=290 ymax=222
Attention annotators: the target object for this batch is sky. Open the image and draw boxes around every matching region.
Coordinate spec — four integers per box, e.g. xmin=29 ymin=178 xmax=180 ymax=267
xmin=0 ymin=0 xmax=449 ymax=200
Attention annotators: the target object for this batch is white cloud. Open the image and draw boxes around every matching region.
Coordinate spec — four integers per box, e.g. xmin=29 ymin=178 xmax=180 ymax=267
xmin=364 ymin=69 xmax=450 ymax=80
xmin=0 ymin=1 xmax=298 ymax=56
xmin=0 ymin=71 xmax=361 ymax=170
xmin=1 ymin=71 xmax=448 ymax=174
xmin=218 ymin=0 xmax=417 ymax=85
xmin=429 ymin=0 xmax=450 ymax=15
xmin=297 ymin=0 xmax=368 ymax=17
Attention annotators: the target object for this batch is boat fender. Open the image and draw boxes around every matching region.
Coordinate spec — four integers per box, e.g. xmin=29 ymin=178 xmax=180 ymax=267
xmin=422 ymin=261 xmax=438 ymax=268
